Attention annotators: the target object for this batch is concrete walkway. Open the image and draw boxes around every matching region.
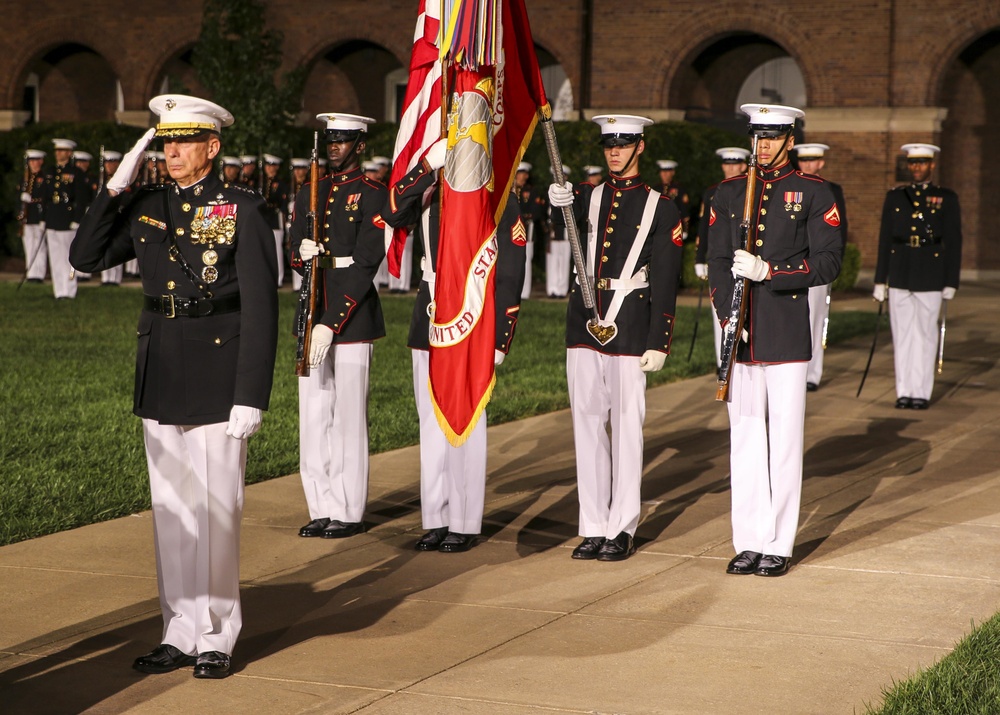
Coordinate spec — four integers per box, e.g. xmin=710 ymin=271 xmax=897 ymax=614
xmin=1 ymin=282 xmax=998 ymax=714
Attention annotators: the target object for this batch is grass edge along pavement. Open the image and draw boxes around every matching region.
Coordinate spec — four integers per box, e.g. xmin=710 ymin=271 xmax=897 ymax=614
xmin=0 ymin=280 xmax=880 ymax=547
xmin=863 ymin=613 xmax=1000 ymax=714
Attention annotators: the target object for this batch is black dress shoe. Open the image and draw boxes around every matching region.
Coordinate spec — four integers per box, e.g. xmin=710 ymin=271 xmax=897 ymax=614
xmin=726 ymin=550 xmax=763 ymax=575
xmin=571 ymin=536 xmax=606 ymax=560
xmin=438 ymin=532 xmax=478 ymax=552
xmin=596 ymin=532 xmax=635 ymax=561
xmin=415 ymin=527 xmax=449 ymax=551
xmin=133 ymin=644 xmax=197 ymax=674
xmin=26 ymin=278 xmax=43 ymax=284
xmin=806 ymin=382 xmax=818 ymax=392
xmin=895 ymin=397 xmax=912 ymax=409
xmin=298 ymin=517 xmax=331 ymax=537
xmin=754 ymin=554 xmax=791 ymax=577
xmin=910 ymin=398 xmax=929 ymax=410
xmin=193 ymin=651 xmax=231 ymax=679
xmin=320 ymin=520 xmax=366 ymax=539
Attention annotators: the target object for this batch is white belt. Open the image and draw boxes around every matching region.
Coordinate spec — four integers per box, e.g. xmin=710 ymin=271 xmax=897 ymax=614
xmin=595 ymin=276 xmax=648 ymax=291
xmin=420 ymin=255 xmax=436 ymax=286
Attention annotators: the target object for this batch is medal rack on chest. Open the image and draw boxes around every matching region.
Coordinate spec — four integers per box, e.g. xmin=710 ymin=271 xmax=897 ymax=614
xmin=164 ymin=185 xmax=237 ymax=297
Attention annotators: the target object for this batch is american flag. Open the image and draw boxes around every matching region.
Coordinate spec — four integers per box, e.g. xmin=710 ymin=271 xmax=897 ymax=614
xmin=385 ymin=0 xmax=443 ymax=278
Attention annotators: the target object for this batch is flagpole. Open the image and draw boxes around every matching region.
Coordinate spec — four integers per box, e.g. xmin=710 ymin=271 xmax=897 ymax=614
xmin=538 ymin=104 xmax=599 ymax=324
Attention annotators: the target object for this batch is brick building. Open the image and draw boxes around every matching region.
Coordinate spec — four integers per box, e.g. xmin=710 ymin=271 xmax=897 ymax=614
xmin=2 ymin=0 xmax=998 ymax=273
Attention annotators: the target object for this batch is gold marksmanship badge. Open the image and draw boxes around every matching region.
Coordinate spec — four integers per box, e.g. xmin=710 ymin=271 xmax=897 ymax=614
xmin=201 ymin=266 xmax=219 ymax=284
xmin=190 ymin=204 xmax=237 ymax=245
xmin=202 ymin=249 xmax=218 ymax=266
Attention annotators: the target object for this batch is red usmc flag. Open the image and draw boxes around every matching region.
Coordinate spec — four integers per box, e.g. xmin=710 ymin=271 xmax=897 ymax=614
xmin=429 ymin=0 xmax=547 ymax=445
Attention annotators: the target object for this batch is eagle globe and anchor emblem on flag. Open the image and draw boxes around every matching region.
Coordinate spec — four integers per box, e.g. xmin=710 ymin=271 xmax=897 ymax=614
xmin=426 ymin=75 xmax=500 ymax=346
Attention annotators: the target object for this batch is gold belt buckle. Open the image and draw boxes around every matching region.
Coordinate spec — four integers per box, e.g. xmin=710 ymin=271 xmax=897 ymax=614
xmin=162 ymin=294 xmax=176 ymax=319
xmin=595 ymin=278 xmax=609 ymax=290
xmin=909 ymin=235 xmax=921 ymax=248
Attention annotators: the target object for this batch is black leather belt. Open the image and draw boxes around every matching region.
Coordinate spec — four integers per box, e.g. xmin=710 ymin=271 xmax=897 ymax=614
xmin=143 ymin=293 xmax=241 ymax=318
xmin=894 ymin=235 xmax=941 ymax=247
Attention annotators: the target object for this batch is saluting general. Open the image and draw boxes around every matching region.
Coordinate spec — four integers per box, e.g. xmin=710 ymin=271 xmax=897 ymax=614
xmin=70 ymin=94 xmax=279 ymax=679
xmin=707 ymin=104 xmax=843 ymax=578
xmin=549 ymin=114 xmax=684 ymax=562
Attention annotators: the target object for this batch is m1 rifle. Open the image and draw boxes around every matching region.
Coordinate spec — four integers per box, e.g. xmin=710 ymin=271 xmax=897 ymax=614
xmin=294 ymin=133 xmax=321 ymax=377
xmin=716 ymin=134 xmax=759 ymax=402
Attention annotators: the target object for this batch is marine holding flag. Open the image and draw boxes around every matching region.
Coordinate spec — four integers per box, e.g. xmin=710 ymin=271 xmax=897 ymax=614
xmin=548 ymin=115 xmax=684 ymax=562
xmin=383 ymin=0 xmax=544 ymax=552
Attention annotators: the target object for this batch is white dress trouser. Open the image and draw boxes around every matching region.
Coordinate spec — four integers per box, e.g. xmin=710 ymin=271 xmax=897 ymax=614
xmin=298 ymin=342 xmax=372 ymax=522
xmin=125 ymin=258 xmax=139 ymax=276
xmin=48 ymin=229 xmax=77 ymax=298
xmin=521 ymin=240 xmax=533 ymax=299
xmin=374 ymin=258 xmax=390 ymax=289
xmin=567 ymin=348 xmax=647 ymax=538
xmin=889 ymin=288 xmax=942 ymax=401
xmin=101 ymin=265 xmax=123 ymax=284
xmin=545 ymin=240 xmax=571 ymax=297
xmin=412 ymin=349 xmax=488 ymax=534
xmin=273 ymin=230 xmax=285 ymax=287
xmin=806 ymin=284 xmax=831 ymax=385
xmin=389 ymin=235 xmax=413 ymax=291
xmin=22 ymin=223 xmax=47 ymax=280
xmin=143 ymin=419 xmax=246 ymax=656
xmin=727 ymin=361 xmax=808 ymax=557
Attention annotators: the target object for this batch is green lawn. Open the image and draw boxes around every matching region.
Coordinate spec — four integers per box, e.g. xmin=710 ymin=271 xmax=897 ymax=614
xmin=0 ymin=280 xmax=876 ymax=546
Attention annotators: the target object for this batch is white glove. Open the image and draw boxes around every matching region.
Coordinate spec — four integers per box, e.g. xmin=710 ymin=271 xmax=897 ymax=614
xmin=731 ymin=249 xmax=769 ymax=282
xmin=639 ymin=349 xmax=666 ymax=373
xmin=107 ymin=128 xmax=156 ymax=195
xmin=20 ymin=192 xmax=33 ymax=203
xmin=548 ymin=181 xmax=574 ymax=208
xmin=872 ymin=284 xmax=887 ymax=302
xmin=424 ymin=138 xmax=447 ymax=171
xmin=742 ymin=329 xmax=749 ymax=343
xmin=226 ymin=405 xmax=262 ymax=440
xmin=942 ymin=286 xmax=956 ymax=300
xmin=299 ymin=239 xmax=323 ymax=261
xmin=694 ymin=263 xmax=708 ymax=280
xmin=494 ymin=349 xmax=505 ymax=366
xmin=682 ymin=231 xmax=689 ymax=241
xmin=309 ymin=324 xmax=334 ymax=367
xmin=70 ymin=222 xmax=79 ymax=230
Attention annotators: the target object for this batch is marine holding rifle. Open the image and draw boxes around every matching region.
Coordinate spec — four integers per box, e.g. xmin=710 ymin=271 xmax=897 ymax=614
xmin=706 ymin=104 xmax=843 ymax=578
xmin=289 ymin=113 xmax=387 ymax=541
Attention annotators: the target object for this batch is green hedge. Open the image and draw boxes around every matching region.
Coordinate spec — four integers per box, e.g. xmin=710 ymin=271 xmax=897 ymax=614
xmin=832 ymin=242 xmax=861 ymax=292
xmin=1 ymin=119 xmax=745 ymax=262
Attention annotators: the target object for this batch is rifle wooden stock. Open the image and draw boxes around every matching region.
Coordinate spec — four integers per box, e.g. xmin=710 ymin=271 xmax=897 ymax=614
xmin=294 ymin=137 xmax=321 ymax=377
xmin=716 ymin=136 xmax=759 ymax=402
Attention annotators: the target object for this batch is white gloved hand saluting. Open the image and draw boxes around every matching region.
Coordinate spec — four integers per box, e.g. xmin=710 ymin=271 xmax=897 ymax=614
xmin=309 ymin=324 xmax=334 ymax=367
xmin=299 ymin=239 xmax=323 ymax=261
xmin=731 ymin=249 xmax=769 ymax=282
xmin=20 ymin=192 xmax=33 ymax=203
xmin=872 ymin=284 xmax=887 ymax=302
xmin=548 ymin=181 xmax=574 ymax=208
xmin=694 ymin=263 xmax=708 ymax=280
xmin=639 ymin=349 xmax=666 ymax=373
xmin=423 ymin=138 xmax=447 ymax=171
xmin=942 ymin=286 xmax=956 ymax=300
xmin=226 ymin=405 xmax=262 ymax=440
xmin=107 ymin=128 xmax=156 ymax=195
